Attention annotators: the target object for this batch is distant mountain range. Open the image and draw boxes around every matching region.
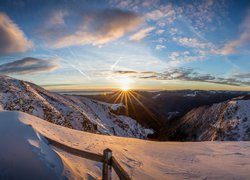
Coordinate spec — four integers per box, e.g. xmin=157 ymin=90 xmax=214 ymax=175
xmin=0 ymin=75 xmax=151 ymax=139
xmin=86 ymin=89 xmax=250 ymax=140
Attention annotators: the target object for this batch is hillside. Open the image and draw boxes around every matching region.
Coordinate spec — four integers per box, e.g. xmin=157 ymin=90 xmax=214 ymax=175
xmin=1 ymin=110 xmax=250 ymax=179
xmin=0 ymin=75 xmax=151 ymax=138
xmin=164 ymin=96 xmax=250 ymax=141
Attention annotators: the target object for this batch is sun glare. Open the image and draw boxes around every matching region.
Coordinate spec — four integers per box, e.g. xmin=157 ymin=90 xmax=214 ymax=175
xmin=121 ymin=84 xmax=129 ymax=91
xmin=119 ymin=78 xmax=132 ymax=91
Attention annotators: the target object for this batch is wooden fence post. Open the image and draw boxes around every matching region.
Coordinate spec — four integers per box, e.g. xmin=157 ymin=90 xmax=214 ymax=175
xmin=45 ymin=137 xmax=131 ymax=180
xmin=102 ymin=148 xmax=112 ymax=180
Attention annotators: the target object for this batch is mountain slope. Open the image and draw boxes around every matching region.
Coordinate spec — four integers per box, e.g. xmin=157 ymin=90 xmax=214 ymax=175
xmin=1 ymin=110 xmax=250 ymax=179
xmin=0 ymin=75 xmax=151 ymax=138
xmin=165 ymin=96 xmax=250 ymax=141
xmin=87 ymin=90 xmax=248 ymax=138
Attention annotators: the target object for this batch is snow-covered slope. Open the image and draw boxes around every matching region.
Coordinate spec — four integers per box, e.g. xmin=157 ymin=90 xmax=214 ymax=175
xmin=1 ymin=110 xmax=250 ymax=179
xmin=169 ymin=97 xmax=250 ymax=141
xmin=0 ymin=75 xmax=151 ymax=138
xmin=0 ymin=111 xmax=67 ymax=179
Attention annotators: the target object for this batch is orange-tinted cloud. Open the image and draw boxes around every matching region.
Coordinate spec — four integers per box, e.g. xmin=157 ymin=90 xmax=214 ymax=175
xmin=129 ymin=26 xmax=155 ymax=41
xmin=52 ymin=9 xmax=144 ymax=48
xmin=0 ymin=12 xmax=32 ymax=54
xmin=217 ymin=9 xmax=250 ymax=55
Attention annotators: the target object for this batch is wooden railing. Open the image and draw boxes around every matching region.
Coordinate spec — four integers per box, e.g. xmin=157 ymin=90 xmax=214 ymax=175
xmin=44 ymin=136 xmax=131 ymax=180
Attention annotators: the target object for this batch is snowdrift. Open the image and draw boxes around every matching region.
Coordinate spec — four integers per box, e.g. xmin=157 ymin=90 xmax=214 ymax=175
xmin=0 ymin=111 xmax=66 ymax=179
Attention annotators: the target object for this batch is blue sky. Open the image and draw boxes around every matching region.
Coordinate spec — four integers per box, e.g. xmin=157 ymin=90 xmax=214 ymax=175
xmin=0 ymin=0 xmax=250 ymax=91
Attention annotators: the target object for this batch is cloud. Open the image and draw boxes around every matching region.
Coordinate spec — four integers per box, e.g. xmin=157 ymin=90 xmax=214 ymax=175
xmin=0 ymin=12 xmax=32 ymax=54
xmin=168 ymin=51 xmax=206 ymax=62
xmin=48 ymin=10 xmax=68 ymax=26
xmin=170 ymin=27 xmax=178 ymax=35
xmin=0 ymin=57 xmax=59 ymax=74
xmin=114 ymin=70 xmax=155 ymax=75
xmin=142 ymin=0 xmax=159 ymax=7
xmin=109 ymin=0 xmax=227 ymax=31
xmin=109 ymin=0 xmax=159 ymax=9
xmin=129 ymin=26 xmax=155 ymax=41
xmin=52 ymin=9 xmax=144 ymax=48
xmin=114 ymin=70 xmax=138 ymax=74
xmin=156 ymin=29 xmax=165 ymax=35
xmin=232 ymin=72 xmax=250 ymax=79
xmin=108 ymin=68 xmax=250 ymax=86
xmin=96 ymin=70 xmax=157 ymax=79
xmin=146 ymin=4 xmax=176 ymax=23
xmin=181 ymin=0 xmax=228 ymax=29
xmin=37 ymin=10 xmax=69 ymax=43
xmin=173 ymin=37 xmax=213 ymax=49
xmin=155 ymin=44 xmax=166 ymax=50
xmin=148 ymin=68 xmax=250 ymax=86
xmin=108 ymin=0 xmax=139 ymax=9
xmin=217 ymin=9 xmax=250 ymax=55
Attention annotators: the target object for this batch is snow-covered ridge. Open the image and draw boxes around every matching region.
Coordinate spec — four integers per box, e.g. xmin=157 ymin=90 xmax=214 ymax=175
xmin=1 ymin=110 xmax=250 ymax=179
xmin=0 ymin=75 xmax=152 ymax=138
xmin=171 ymin=98 xmax=250 ymax=141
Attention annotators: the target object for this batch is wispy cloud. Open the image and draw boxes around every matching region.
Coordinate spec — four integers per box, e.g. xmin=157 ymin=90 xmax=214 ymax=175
xmin=233 ymin=72 xmax=250 ymax=79
xmin=48 ymin=10 xmax=68 ymax=26
xmin=155 ymin=44 xmax=166 ymax=50
xmin=170 ymin=27 xmax=178 ymax=35
xmin=156 ymin=29 xmax=165 ymax=35
xmin=180 ymin=0 xmax=228 ymax=30
xmin=141 ymin=68 xmax=250 ymax=86
xmin=168 ymin=51 xmax=206 ymax=62
xmin=36 ymin=10 xmax=69 ymax=43
xmin=217 ymin=9 xmax=250 ymax=55
xmin=129 ymin=26 xmax=155 ymax=41
xmin=146 ymin=4 xmax=177 ymax=23
xmin=173 ymin=37 xmax=213 ymax=49
xmin=0 ymin=12 xmax=32 ymax=54
xmin=109 ymin=0 xmax=159 ymax=9
xmin=100 ymin=68 xmax=250 ymax=87
xmin=0 ymin=57 xmax=59 ymax=74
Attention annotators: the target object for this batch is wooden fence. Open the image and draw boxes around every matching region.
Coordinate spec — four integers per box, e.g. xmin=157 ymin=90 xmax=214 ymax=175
xmin=44 ymin=136 xmax=131 ymax=180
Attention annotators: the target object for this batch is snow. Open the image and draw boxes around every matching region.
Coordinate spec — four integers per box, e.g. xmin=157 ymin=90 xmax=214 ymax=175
xmin=66 ymin=96 xmax=151 ymax=138
xmin=0 ymin=111 xmax=66 ymax=179
xmin=1 ymin=110 xmax=250 ymax=179
xmin=0 ymin=75 xmax=149 ymax=139
xmin=110 ymin=103 xmax=124 ymax=111
xmin=152 ymin=93 xmax=161 ymax=99
xmin=222 ymin=100 xmax=250 ymax=140
xmin=184 ymin=93 xmax=197 ymax=97
xmin=178 ymin=98 xmax=250 ymax=141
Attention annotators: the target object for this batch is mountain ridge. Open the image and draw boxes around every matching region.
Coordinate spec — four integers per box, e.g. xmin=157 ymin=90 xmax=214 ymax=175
xmin=0 ymin=75 xmax=151 ymax=138
xmin=164 ymin=96 xmax=250 ymax=141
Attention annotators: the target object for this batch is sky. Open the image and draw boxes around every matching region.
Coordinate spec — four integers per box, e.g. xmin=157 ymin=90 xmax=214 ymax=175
xmin=0 ymin=0 xmax=250 ymax=91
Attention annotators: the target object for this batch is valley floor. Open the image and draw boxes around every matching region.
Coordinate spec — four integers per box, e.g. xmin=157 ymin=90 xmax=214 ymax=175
xmin=1 ymin=110 xmax=250 ymax=179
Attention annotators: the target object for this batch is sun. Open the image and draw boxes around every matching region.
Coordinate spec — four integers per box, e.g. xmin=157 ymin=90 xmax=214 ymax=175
xmin=119 ymin=78 xmax=131 ymax=91
xmin=121 ymin=84 xmax=129 ymax=91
